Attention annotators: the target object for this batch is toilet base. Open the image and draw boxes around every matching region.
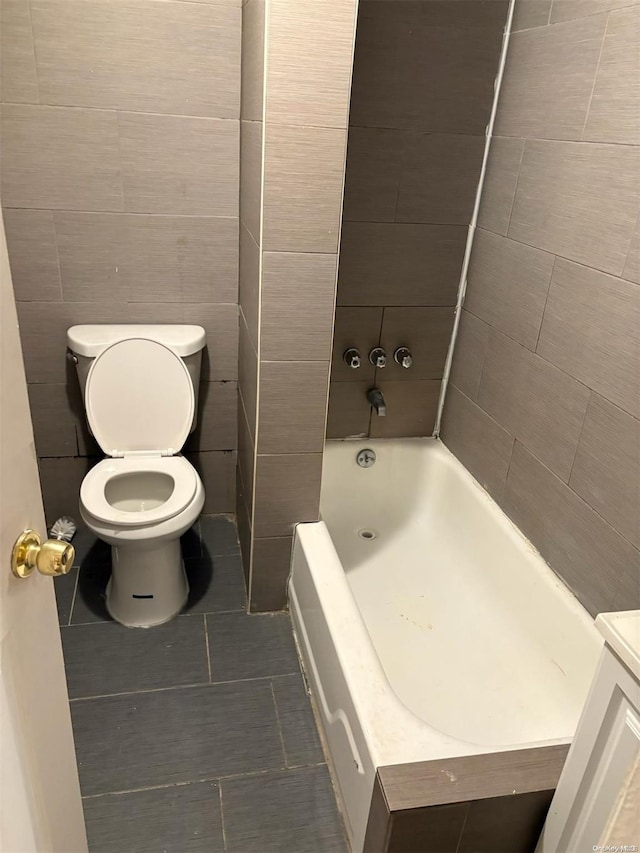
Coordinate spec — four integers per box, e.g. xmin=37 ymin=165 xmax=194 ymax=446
xmin=106 ymin=538 xmax=189 ymax=628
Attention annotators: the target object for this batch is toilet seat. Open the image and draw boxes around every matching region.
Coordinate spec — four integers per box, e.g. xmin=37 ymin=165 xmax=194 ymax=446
xmin=85 ymin=338 xmax=194 ymax=458
xmin=80 ymin=456 xmax=198 ymax=527
xmin=81 ymin=337 xmax=199 ymax=528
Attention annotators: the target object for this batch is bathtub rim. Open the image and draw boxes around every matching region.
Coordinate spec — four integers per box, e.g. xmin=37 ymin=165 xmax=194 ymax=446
xmin=290 ymin=517 xmax=588 ymax=770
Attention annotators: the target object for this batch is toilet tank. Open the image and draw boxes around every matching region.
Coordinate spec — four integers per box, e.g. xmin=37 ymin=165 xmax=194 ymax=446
xmin=67 ymin=325 xmax=206 ymax=433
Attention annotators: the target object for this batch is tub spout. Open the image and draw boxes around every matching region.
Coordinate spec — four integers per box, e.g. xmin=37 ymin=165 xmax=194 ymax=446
xmin=368 ymin=388 xmax=386 ymax=416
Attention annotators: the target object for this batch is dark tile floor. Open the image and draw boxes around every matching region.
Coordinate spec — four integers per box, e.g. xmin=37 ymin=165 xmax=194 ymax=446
xmin=55 ymin=515 xmax=347 ymax=853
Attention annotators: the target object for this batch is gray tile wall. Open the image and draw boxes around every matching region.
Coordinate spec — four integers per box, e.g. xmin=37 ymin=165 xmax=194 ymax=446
xmin=237 ymin=0 xmax=358 ymax=611
xmin=0 ymin=0 xmax=242 ymax=522
xmin=442 ymin=0 xmax=640 ymax=616
xmin=327 ymin=0 xmax=508 ymax=440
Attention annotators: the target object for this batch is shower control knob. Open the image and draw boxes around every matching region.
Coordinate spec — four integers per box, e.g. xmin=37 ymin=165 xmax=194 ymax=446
xmin=343 ymin=348 xmax=361 ymax=369
xmin=369 ymin=347 xmax=387 ymax=369
xmin=394 ymin=347 xmax=413 ymax=369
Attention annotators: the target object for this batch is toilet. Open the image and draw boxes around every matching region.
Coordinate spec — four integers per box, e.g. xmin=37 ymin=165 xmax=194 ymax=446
xmin=67 ymin=325 xmax=206 ymax=628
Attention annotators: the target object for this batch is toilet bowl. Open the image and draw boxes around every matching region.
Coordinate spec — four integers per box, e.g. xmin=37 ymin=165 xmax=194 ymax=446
xmin=80 ymin=455 xmax=205 ymax=627
xmin=69 ymin=326 xmax=207 ymax=628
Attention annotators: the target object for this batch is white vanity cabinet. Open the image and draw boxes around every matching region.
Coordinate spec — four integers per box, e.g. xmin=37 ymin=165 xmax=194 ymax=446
xmin=537 ymin=611 xmax=640 ymax=853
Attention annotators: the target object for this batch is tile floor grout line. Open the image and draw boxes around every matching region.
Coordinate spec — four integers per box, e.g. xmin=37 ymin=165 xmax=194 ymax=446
xmin=269 ymin=680 xmax=289 ymax=769
xmin=69 ymin=680 xmax=211 ymax=702
xmin=203 ymin=613 xmax=213 ymax=683
xmin=82 ymin=761 xmax=327 ymax=800
xmin=187 ymin=551 xmax=242 ymax=560
xmin=185 ymin=607 xmax=245 ymax=618
xmin=218 ymin=780 xmax=228 ymax=852
xmin=80 ymin=762 xmax=331 ymax=800
xmin=65 ymin=607 xmax=247 ymax=628
xmin=69 ymin=670 xmax=302 ymax=702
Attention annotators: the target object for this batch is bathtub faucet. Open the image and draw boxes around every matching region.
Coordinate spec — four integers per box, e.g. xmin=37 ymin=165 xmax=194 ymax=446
xmin=367 ymin=388 xmax=386 ymax=417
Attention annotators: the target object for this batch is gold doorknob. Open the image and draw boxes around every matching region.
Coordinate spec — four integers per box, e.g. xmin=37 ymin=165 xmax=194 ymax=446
xmin=11 ymin=530 xmax=75 ymax=579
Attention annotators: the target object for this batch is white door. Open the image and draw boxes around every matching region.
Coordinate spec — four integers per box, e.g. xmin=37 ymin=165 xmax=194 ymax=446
xmin=0 ymin=208 xmax=87 ymax=852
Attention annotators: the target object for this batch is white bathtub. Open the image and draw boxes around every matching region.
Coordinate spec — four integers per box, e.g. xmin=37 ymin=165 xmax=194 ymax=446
xmin=289 ymin=438 xmax=602 ymax=852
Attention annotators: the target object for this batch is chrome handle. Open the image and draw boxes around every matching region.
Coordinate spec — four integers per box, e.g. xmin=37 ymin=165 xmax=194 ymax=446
xmin=369 ymin=347 xmax=387 ymax=369
xmin=343 ymin=348 xmax=361 ymax=369
xmin=394 ymin=347 xmax=413 ymax=369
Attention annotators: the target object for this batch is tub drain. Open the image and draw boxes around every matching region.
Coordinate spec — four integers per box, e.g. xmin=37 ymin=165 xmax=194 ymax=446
xmin=358 ymin=528 xmax=377 ymax=541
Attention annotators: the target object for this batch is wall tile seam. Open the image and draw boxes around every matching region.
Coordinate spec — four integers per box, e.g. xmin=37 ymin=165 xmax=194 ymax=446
xmin=578 ymin=10 xmax=611 ymax=142
xmin=532 ymin=334 xmax=639 ymax=420
xmin=235 ymin=460 xmax=253 ymax=530
xmin=23 ymin=0 xmax=41 ymax=104
xmin=345 ymin=123 xmax=502 ymax=137
xmin=476 ymin=225 xmax=640 ymax=288
xmin=237 ymin=388 xmax=255 ymax=443
xmin=492 ymin=432 xmax=518 ymax=504
xmin=485 ymin=132 xmax=639 ymax=149
xmin=105 ymin=97 xmax=128 ymax=213
xmin=45 ymin=198 xmax=240 ymax=300
xmin=508 ymin=8 xmax=629 ymax=40
xmin=261 ymin=361 xmax=333 ymax=368
xmin=240 ymin=223 xmax=260 ymax=248
xmin=322 ymin=30 xmax=359 ymax=444
xmin=511 ymin=24 xmax=549 ymax=34
xmin=453 ymin=321 xmax=627 ymax=463
xmin=28 ymin=0 xmax=245 ymax=10
xmin=497 ymin=137 xmax=526 ymax=235
xmin=245 ymin=0 xmax=270 ymax=596
xmin=493 ymin=424 xmax=640 ymax=557
xmin=133 ymin=300 xmax=241 ymax=307
xmin=260 ymin=359 xmax=329 ymax=366
xmin=261 ymin=248 xmax=338 ymax=259
xmin=33 ymin=453 xmax=99 ymax=461
xmin=263 ymin=119 xmax=351 ymax=133
xmin=1 ymin=102 xmax=242 ymax=126
xmin=50 ymin=206 xmax=66 ymax=299
xmin=448 ymin=381 xmax=520 ymax=447
xmin=37 ymin=444 xmax=240 ymax=458
xmin=549 ymin=1 xmax=640 ymax=27
xmin=532 ymin=254 xmax=557 ymax=351
xmin=36 ymin=448 xmax=81 ymax=461
xmin=433 ymin=0 xmax=516 ymax=434
xmin=342 ymin=217 xmax=482 ymax=228
xmin=564 ymin=391 xmax=594 ymax=489
xmin=239 ymin=306 xmax=259 ymax=360
xmin=346 ymin=125 xmax=491 ymax=138
xmin=621 ymin=212 xmax=640 ymax=273
xmin=15 ymin=299 xmax=240 ymax=308
xmin=252 ymin=535 xmax=292 ymax=543
xmin=254 ymin=451 xmax=323 ymax=459
xmin=240 ymin=221 xmax=260 ymax=252
xmin=262 ymin=247 xmax=342 ymax=257
xmin=238 ymin=393 xmax=256 ymax=450
xmin=15 ymin=299 xmax=241 ymax=308
xmin=335 ymin=302 xmax=459 ymax=309
xmin=154 ymin=0 xmax=243 ymax=5
xmin=4 ymin=207 xmax=241 ymax=223
xmin=2 ymin=103 xmax=241 ymax=124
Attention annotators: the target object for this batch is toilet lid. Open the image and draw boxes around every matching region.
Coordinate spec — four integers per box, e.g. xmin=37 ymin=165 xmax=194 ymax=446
xmin=85 ymin=338 xmax=195 ymax=457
